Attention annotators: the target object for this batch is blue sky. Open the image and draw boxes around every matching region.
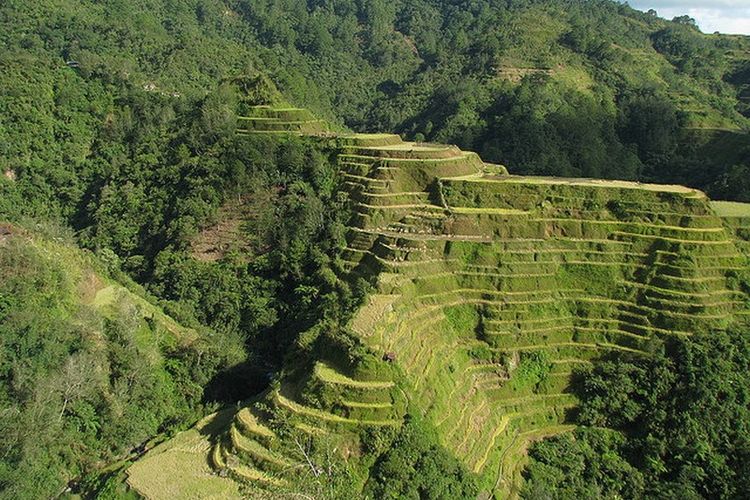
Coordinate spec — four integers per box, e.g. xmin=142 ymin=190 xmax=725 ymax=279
xmin=628 ymin=1 xmax=750 ymax=34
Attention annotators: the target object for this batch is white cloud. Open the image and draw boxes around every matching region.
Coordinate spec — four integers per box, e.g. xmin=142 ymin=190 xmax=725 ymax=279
xmin=628 ymin=1 xmax=750 ymax=34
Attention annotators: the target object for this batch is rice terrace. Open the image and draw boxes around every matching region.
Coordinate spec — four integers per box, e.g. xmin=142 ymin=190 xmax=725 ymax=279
xmin=127 ymin=104 xmax=750 ymax=498
xmin=2 ymin=1 xmax=750 ymax=499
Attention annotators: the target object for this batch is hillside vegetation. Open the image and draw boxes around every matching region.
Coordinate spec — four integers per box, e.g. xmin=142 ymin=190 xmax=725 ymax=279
xmin=2 ymin=0 xmax=750 ymax=207
xmin=223 ymin=0 xmax=750 ymax=198
xmin=523 ymin=325 xmax=750 ymax=498
xmin=1 ymin=1 xmax=750 ymax=499
xmin=0 ymin=223 xmax=244 ymax=498
xmin=126 ymin=104 xmax=750 ymax=499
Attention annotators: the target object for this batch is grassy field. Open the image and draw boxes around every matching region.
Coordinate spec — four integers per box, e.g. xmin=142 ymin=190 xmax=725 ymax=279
xmin=126 ymin=411 xmax=243 ymax=500
xmin=712 ymin=200 xmax=750 ymax=217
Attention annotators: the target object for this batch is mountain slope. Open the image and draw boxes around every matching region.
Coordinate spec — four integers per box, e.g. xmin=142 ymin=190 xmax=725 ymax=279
xmin=0 ymin=223 xmax=244 ymax=498
xmin=3 ymin=0 xmax=750 ymax=226
xmin=1 ymin=1 xmax=750 ymax=497
xmin=126 ymin=105 xmax=750 ymax=499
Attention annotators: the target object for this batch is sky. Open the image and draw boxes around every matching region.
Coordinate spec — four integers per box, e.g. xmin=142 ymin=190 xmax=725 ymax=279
xmin=628 ymin=0 xmax=750 ymax=35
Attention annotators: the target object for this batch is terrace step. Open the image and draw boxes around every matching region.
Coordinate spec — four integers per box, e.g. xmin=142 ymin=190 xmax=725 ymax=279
xmin=211 ymin=441 xmax=286 ymax=487
xmin=229 ymin=425 xmax=291 ymax=470
xmin=235 ymin=408 xmax=276 ymax=445
xmin=313 ymin=362 xmax=394 ymax=389
xmin=274 ymin=392 xmax=401 ymax=427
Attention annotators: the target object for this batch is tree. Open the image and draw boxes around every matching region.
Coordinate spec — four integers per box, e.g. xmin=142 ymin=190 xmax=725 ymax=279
xmin=365 ymin=418 xmax=479 ymax=499
xmin=525 ymin=325 xmax=750 ymax=499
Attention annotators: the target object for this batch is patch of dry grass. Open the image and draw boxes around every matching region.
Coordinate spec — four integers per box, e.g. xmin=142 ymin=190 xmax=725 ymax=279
xmin=712 ymin=201 xmax=750 ymax=218
xmin=126 ymin=411 xmax=243 ymax=500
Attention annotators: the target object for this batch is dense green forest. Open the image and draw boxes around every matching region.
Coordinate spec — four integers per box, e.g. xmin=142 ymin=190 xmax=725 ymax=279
xmin=1 ymin=0 xmax=750 ymax=498
xmin=523 ymin=323 xmax=750 ymax=499
xmin=0 ymin=89 xmax=357 ymax=495
xmin=2 ymin=0 xmax=750 ymax=206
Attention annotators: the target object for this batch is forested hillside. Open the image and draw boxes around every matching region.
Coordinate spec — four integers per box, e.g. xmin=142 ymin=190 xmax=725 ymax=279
xmin=0 ymin=223 xmax=245 ymax=498
xmin=234 ymin=0 xmax=750 ymax=192
xmin=2 ymin=0 xmax=750 ymax=498
xmin=2 ymin=0 xmax=750 ymax=208
xmin=523 ymin=325 xmax=750 ymax=498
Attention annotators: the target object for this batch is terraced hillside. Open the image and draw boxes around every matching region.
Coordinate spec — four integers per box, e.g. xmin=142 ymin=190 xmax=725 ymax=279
xmin=236 ymin=105 xmax=330 ymax=135
xmin=128 ymin=106 xmax=750 ymax=499
xmin=339 ymin=136 xmax=750 ymax=496
xmin=714 ymin=201 xmax=750 ymax=271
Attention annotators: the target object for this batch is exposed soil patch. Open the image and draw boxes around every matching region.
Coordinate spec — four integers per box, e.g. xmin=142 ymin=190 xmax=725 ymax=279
xmin=495 ymin=66 xmax=554 ymax=83
xmin=79 ymin=270 xmax=104 ymax=304
xmin=190 ymin=189 xmax=279 ymax=262
xmin=0 ymin=223 xmax=15 ymax=245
